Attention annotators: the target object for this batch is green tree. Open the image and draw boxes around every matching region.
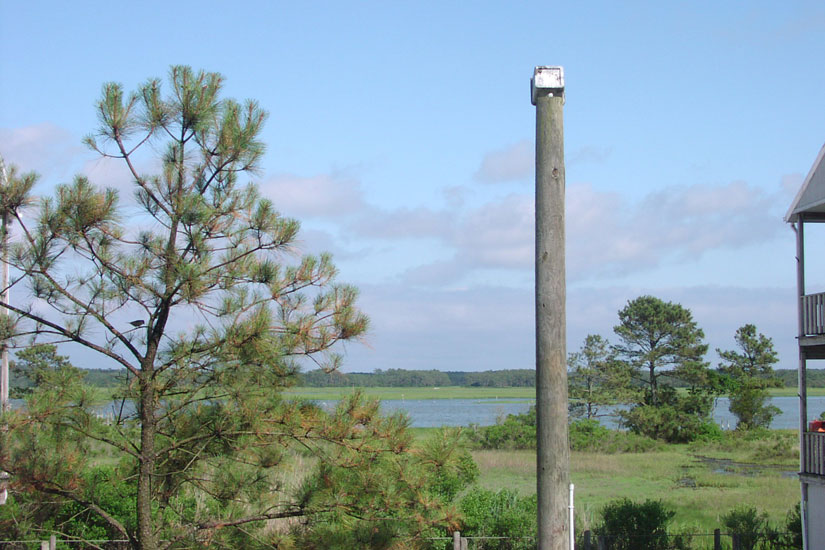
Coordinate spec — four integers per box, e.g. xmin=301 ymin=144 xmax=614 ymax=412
xmin=567 ymin=334 xmax=634 ymax=419
xmin=9 ymin=343 xmax=76 ymax=397
xmin=613 ymin=296 xmax=719 ymax=442
xmin=717 ymin=324 xmax=781 ymax=429
xmin=0 ymin=66 xmax=465 ymax=550
xmin=613 ymin=296 xmax=709 ymax=406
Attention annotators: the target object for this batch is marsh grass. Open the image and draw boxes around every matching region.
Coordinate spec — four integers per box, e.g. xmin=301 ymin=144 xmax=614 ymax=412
xmin=472 ymin=438 xmax=799 ymax=531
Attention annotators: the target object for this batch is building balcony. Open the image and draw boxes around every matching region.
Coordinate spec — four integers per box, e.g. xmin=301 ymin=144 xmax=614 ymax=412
xmin=803 ymin=431 xmax=825 ymax=477
xmin=801 ymin=293 xmax=825 ymax=359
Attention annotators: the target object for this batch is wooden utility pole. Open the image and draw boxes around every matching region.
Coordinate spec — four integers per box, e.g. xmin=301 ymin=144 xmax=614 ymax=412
xmin=532 ymin=66 xmax=570 ymax=550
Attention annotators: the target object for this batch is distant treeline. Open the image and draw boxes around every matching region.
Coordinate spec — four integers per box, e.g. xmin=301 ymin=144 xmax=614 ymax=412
xmin=12 ymin=366 xmax=823 ymax=390
xmin=299 ymin=368 xmax=536 ymax=388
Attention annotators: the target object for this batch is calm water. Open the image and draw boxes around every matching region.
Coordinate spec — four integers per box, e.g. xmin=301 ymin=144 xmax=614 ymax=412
xmin=34 ymin=395 xmax=825 ymax=430
xmin=375 ymin=395 xmax=825 ymax=429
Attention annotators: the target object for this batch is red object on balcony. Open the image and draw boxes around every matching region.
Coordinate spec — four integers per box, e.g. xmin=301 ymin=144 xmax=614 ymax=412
xmin=810 ymin=420 xmax=825 ymax=432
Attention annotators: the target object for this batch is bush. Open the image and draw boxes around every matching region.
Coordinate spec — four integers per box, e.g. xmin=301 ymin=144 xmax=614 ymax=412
xmin=721 ymin=506 xmax=769 ymax=550
xmin=470 ymin=411 xmax=661 ymax=453
xmin=784 ymin=505 xmax=803 ymax=549
xmin=596 ymin=498 xmax=674 ymax=550
xmin=458 ymin=488 xmax=536 ymax=550
xmin=467 ymin=407 xmax=536 ymax=450
xmin=569 ymin=419 xmax=661 ymax=453
xmin=619 ymin=404 xmax=721 ymax=443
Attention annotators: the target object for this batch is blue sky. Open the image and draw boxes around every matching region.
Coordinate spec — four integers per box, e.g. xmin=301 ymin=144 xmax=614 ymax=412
xmin=2 ymin=1 xmax=825 ymax=372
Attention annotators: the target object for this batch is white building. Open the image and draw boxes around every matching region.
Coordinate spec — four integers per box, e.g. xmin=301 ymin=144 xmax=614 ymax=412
xmin=786 ymin=142 xmax=825 ymax=550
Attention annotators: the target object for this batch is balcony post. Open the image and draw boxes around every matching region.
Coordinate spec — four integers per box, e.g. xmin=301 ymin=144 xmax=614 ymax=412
xmin=795 ymin=217 xmax=809 ymax=549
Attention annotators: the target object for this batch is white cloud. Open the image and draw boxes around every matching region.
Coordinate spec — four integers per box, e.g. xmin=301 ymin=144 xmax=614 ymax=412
xmin=568 ymin=146 xmax=612 ymax=166
xmin=474 ymin=140 xmax=533 ymax=184
xmin=261 ymin=172 xmax=366 ymax=219
xmin=382 ymin=179 xmax=788 ymax=288
xmin=338 ymin=280 xmax=799 ymax=373
xmin=348 ymin=206 xmax=454 ymax=240
xmin=452 ymin=193 xmax=534 ymax=268
xmin=0 ymin=123 xmax=83 ymax=180
xmin=473 ymin=141 xmax=613 ymax=185
xmin=567 ymin=180 xmax=786 ymax=279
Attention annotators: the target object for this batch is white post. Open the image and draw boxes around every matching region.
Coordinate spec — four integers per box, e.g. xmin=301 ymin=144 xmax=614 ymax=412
xmin=569 ymin=483 xmax=575 ymax=550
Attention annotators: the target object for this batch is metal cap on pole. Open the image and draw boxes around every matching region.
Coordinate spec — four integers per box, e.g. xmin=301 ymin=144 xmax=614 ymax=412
xmin=532 ymin=65 xmax=570 ymax=550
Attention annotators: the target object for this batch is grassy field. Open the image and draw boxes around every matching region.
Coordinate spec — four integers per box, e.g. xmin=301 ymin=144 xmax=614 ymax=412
xmin=768 ymin=386 xmax=825 ymax=397
xmin=470 ymin=431 xmax=800 ymax=532
xmin=282 ymin=386 xmax=536 ymax=400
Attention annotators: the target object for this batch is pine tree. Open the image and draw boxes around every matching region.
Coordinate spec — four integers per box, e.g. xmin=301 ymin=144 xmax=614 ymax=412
xmin=0 ymin=66 xmax=467 ymax=549
xmin=717 ymin=324 xmax=781 ymax=429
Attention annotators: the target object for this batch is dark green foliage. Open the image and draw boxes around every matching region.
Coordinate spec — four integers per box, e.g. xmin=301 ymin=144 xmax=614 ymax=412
xmin=55 ymin=466 xmax=137 ymax=540
xmin=597 ymin=498 xmax=674 ymax=550
xmin=775 ymin=368 xmax=825 ymax=388
xmin=721 ymin=506 xmax=771 ymax=550
xmin=299 ymin=368 xmax=536 ymax=388
xmin=467 ymin=406 xmax=536 ymax=450
xmin=290 ymin=426 xmax=477 ymax=550
xmin=619 ymin=386 xmax=723 ymax=443
xmin=468 ymin=410 xmax=661 ymax=453
xmin=461 ymin=369 xmax=535 ymax=388
xmin=568 ymin=419 xmax=661 ymax=453
xmin=784 ymin=505 xmax=803 ymax=549
xmin=568 ymin=334 xmax=635 ymax=419
xmin=614 ymin=296 xmax=709 ymax=407
xmin=613 ymin=296 xmax=721 ymax=443
xmin=9 ymin=344 xmax=76 ymax=397
xmin=457 ymin=488 xmax=536 ymax=550
xmin=718 ymin=324 xmax=781 ymax=430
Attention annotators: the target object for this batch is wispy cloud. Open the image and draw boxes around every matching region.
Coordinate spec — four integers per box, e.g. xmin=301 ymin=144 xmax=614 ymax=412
xmin=0 ymin=124 xmax=82 ymax=179
xmin=474 ymin=140 xmax=533 ymax=184
xmin=261 ymin=172 xmax=367 ymax=218
xmin=567 ymin=180 xmax=786 ymax=279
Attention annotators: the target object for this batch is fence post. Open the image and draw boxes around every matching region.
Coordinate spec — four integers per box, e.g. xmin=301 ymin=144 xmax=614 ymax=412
xmin=597 ymin=534 xmax=607 ymax=550
xmin=41 ymin=542 xmax=49 ymax=550
xmin=732 ymin=533 xmax=740 ymax=550
xmin=461 ymin=536 xmax=468 ymax=550
xmin=49 ymin=535 xmax=56 ymax=550
xmin=714 ymin=528 xmax=721 ymax=550
xmin=583 ymin=529 xmax=591 ymax=550
xmin=453 ymin=531 xmax=461 ymax=550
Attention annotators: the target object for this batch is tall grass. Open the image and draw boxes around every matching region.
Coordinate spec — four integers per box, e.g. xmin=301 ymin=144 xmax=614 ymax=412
xmin=472 ymin=436 xmax=800 ymax=531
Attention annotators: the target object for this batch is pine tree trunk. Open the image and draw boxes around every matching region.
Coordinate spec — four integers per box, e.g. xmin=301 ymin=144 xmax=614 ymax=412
xmin=137 ymin=366 xmax=157 ymax=550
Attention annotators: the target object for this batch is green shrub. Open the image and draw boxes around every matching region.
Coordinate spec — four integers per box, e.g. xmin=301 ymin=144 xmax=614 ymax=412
xmin=620 ymin=404 xmax=719 ymax=443
xmin=470 ymin=410 xmax=661 ymax=453
xmin=458 ymin=488 xmax=536 ymax=550
xmin=569 ymin=419 xmax=661 ymax=453
xmin=467 ymin=407 xmax=536 ymax=450
xmin=721 ymin=506 xmax=769 ymax=550
xmin=784 ymin=505 xmax=803 ymax=549
xmin=596 ymin=498 xmax=674 ymax=550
